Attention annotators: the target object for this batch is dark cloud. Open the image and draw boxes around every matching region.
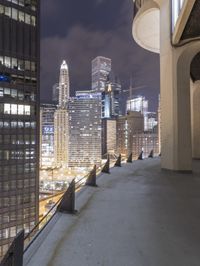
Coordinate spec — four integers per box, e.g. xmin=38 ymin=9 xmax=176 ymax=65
xmin=41 ymin=0 xmax=160 ymax=111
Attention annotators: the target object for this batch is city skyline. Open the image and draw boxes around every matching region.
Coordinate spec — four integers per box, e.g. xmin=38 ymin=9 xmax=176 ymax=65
xmin=40 ymin=0 xmax=160 ymax=111
xmin=1 ymin=0 xmax=200 ymax=264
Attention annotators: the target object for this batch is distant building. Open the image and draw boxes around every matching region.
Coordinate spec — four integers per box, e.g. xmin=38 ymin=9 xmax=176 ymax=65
xmin=126 ymin=96 xmax=157 ymax=131
xmin=68 ymin=91 xmax=102 ymax=168
xmin=126 ymin=96 xmax=148 ymax=114
xmin=102 ymin=72 xmax=121 ymax=118
xmin=92 ymin=56 xmax=111 ymax=92
xmin=146 ymin=112 xmax=158 ymax=132
xmin=54 ymin=109 xmax=69 ymax=165
xmin=102 ymin=118 xmax=117 ymax=157
xmin=116 ymin=111 xmax=144 ymax=156
xmin=40 ymin=104 xmax=57 ymax=167
xmin=52 ymin=83 xmax=59 ymax=105
xmin=132 ymin=132 xmax=159 ymax=159
xmin=54 ymin=61 xmax=70 ymax=166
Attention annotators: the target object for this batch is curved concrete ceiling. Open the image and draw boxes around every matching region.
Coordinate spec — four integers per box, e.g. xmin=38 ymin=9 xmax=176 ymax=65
xmin=132 ymin=2 xmax=160 ymax=53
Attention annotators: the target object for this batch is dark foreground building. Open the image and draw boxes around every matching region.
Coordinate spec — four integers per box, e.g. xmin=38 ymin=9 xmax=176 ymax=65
xmin=0 ymin=0 xmax=40 ymax=258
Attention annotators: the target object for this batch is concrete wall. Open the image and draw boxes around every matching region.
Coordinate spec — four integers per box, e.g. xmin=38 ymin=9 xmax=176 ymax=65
xmin=191 ymin=80 xmax=200 ymax=159
xmin=159 ymin=0 xmax=200 ymax=171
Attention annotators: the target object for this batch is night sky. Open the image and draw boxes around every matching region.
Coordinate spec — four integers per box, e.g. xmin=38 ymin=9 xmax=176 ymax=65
xmin=41 ymin=0 xmax=160 ymax=112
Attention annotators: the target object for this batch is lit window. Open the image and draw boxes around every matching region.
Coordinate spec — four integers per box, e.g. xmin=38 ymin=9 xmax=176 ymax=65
xmin=12 ymin=8 xmax=18 ymax=20
xmin=5 ymin=6 xmax=11 ymax=17
xmin=0 ymin=88 xmax=3 ymax=97
xmin=24 ymin=105 xmax=30 ymax=115
xmin=31 ymin=62 xmax=36 ymax=72
xmin=18 ymin=121 xmax=24 ymax=128
xmin=4 ymin=104 xmax=10 ymax=114
xmin=11 ymin=89 xmax=17 ymax=98
xmin=11 ymin=104 xmax=17 ymax=115
xmin=11 ymin=121 xmax=17 ymax=128
xmin=18 ymin=105 xmax=24 ymax=115
xmin=25 ymin=13 xmax=30 ymax=24
xmin=11 ymin=58 xmax=18 ymax=69
xmin=4 ymin=121 xmax=10 ymax=128
xmin=19 ymin=0 xmax=25 ymax=6
xmin=19 ymin=11 xmax=24 ymax=22
xmin=18 ymin=59 xmax=24 ymax=71
xmin=4 ymin=88 xmax=10 ymax=96
xmin=25 ymin=60 xmax=31 ymax=71
xmin=5 ymin=57 xmax=11 ymax=68
xmin=0 ymin=5 xmax=4 ymax=14
xmin=31 ymin=16 xmax=36 ymax=26
xmin=18 ymin=91 xmax=24 ymax=100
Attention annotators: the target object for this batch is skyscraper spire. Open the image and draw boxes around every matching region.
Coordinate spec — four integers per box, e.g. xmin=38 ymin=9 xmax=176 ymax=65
xmin=58 ymin=60 xmax=70 ymax=108
xmin=54 ymin=60 xmax=70 ymax=166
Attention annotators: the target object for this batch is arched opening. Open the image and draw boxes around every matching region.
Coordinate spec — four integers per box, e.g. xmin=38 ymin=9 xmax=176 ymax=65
xmin=174 ymin=42 xmax=200 ymax=170
xmin=190 ymin=52 xmax=200 ymax=159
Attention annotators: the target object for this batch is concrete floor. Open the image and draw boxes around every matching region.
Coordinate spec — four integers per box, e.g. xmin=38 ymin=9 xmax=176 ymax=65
xmin=25 ymin=158 xmax=200 ymax=266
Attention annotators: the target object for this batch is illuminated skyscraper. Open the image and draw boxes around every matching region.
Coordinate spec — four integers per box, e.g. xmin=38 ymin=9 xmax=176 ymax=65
xmin=126 ymin=96 xmax=157 ymax=131
xmin=54 ymin=61 xmax=70 ymax=166
xmin=92 ymin=56 xmax=111 ymax=92
xmin=40 ymin=104 xmax=57 ymax=167
xmin=0 ymin=0 xmax=40 ymax=258
xmin=102 ymin=118 xmax=117 ymax=156
xmin=102 ymin=72 xmax=121 ymax=118
xmin=126 ymin=96 xmax=148 ymax=114
xmin=68 ymin=91 xmax=102 ymax=168
xmin=116 ymin=111 xmax=144 ymax=156
xmin=58 ymin=60 xmax=69 ymax=108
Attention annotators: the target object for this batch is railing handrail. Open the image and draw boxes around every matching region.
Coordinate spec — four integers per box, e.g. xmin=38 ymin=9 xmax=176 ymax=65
xmin=2 ymin=153 xmax=160 ymax=263
xmin=23 ymin=170 xmax=92 ymax=253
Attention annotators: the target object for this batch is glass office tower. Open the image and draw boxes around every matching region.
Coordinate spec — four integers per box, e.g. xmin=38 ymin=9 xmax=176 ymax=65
xmin=0 ymin=0 xmax=40 ymax=258
xmin=92 ymin=56 xmax=111 ymax=92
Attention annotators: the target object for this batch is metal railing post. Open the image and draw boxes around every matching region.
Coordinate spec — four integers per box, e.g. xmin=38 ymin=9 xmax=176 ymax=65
xmin=148 ymin=150 xmax=154 ymax=158
xmin=138 ymin=151 xmax=143 ymax=160
xmin=85 ymin=165 xmax=97 ymax=187
xmin=115 ymin=154 xmax=121 ymax=167
xmin=0 ymin=230 xmax=24 ymax=266
xmin=101 ymin=158 xmax=110 ymax=174
xmin=57 ymin=179 xmax=76 ymax=214
xmin=127 ymin=153 xmax=133 ymax=163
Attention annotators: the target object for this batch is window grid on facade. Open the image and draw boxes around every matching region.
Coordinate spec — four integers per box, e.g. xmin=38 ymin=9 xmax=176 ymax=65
xmin=0 ymin=0 xmax=39 ymax=259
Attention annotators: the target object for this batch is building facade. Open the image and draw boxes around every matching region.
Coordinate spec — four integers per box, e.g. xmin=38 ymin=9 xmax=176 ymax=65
xmin=126 ymin=96 xmax=157 ymax=132
xmin=68 ymin=91 xmax=102 ymax=168
xmin=52 ymin=83 xmax=59 ymax=105
xmin=54 ymin=61 xmax=70 ymax=166
xmin=133 ymin=0 xmax=200 ymax=170
xmin=54 ymin=109 xmax=68 ymax=166
xmin=0 ymin=0 xmax=40 ymax=257
xmin=40 ymin=103 xmax=56 ymax=167
xmin=132 ymin=132 xmax=159 ymax=159
xmin=92 ymin=56 xmax=111 ymax=92
xmin=116 ymin=111 xmax=144 ymax=156
xmin=102 ymin=73 xmax=121 ymax=118
xmin=102 ymin=118 xmax=117 ymax=157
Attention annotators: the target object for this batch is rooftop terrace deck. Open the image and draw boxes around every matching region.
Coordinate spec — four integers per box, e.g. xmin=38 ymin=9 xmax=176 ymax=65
xmin=24 ymin=158 xmax=200 ymax=266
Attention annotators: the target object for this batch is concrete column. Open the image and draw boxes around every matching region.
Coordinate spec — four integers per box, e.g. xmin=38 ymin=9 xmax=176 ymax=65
xmin=191 ymin=80 xmax=200 ymax=159
xmin=160 ymin=0 xmax=192 ymax=171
